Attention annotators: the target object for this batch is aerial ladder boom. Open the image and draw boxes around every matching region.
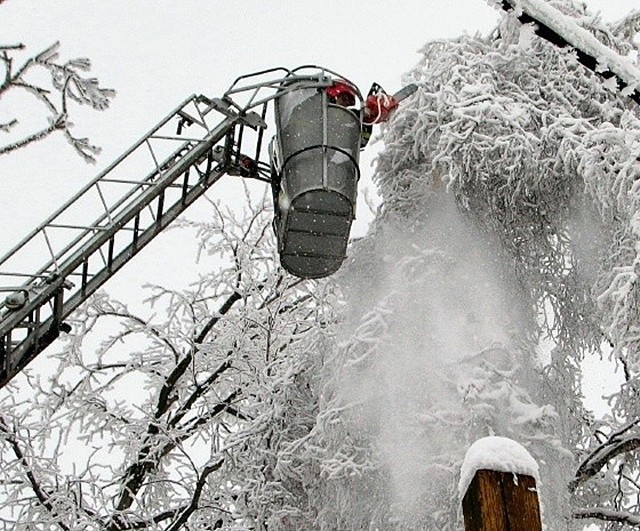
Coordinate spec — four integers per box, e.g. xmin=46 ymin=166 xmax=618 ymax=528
xmin=0 ymin=94 xmax=258 ymax=388
xmin=0 ymin=67 xmax=323 ymax=389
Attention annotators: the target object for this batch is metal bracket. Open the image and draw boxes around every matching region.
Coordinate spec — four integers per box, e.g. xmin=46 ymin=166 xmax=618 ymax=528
xmin=211 ymin=98 xmax=267 ymax=130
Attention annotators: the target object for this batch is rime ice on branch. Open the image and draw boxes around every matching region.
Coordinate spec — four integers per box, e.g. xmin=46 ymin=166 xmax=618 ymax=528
xmin=493 ymin=0 xmax=640 ymax=101
xmin=0 ymin=41 xmax=115 ymax=162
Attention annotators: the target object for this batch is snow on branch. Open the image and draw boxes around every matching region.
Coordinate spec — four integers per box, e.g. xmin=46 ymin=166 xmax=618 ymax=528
xmin=0 ymin=41 xmax=115 ymax=162
xmin=0 ymin=413 xmax=74 ymax=529
xmin=495 ymin=0 xmax=640 ymax=103
xmin=609 ymin=10 xmax=640 ymax=46
xmin=574 ymin=506 xmax=640 ymax=526
xmin=35 ymin=42 xmax=114 ymax=111
xmin=570 ymin=418 xmax=640 ymax=492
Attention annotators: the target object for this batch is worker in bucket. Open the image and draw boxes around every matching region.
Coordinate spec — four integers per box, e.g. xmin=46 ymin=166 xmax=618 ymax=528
xmin=326 ymin=80 xmax=402 ymax=147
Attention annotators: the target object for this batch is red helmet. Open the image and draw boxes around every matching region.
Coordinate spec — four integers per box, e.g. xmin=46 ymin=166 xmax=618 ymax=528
xmin=326 ymin=81 xmax=357 ymax=106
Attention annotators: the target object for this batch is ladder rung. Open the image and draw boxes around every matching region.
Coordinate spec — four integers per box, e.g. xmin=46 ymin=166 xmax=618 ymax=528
xmin=149 ymin=134 xmax=205 ymax=143
xmin=100 ymin=178 xmax=184 ymax=188
xmin=47 ymin=223 xmax=109 ymax=231
xmin=0 ymin=272 xmax=50 ymax=279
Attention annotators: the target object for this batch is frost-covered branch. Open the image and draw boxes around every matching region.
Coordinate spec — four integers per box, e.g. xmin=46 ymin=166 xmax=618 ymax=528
xmin=0 ymin=41 xmax=114 ymax=161
xmin=370 ymin=0 xmax=640 ymax=526
xmin=164 ymin=459 xmax=225 ymax=531
xmin=96 ymin=309 xmax=181 ymax=362
xmin=108 ymin=286 xmax=246 ymax=516
xmin=111 ymin=390 xmax=240 ymax=518
xmin=0 ymin=120 xmax=331 ymax=530
xmin=571 ymin=419 xmax=640 ymax=491
xmin=610 ymin=10 xmax=640 ymax=47
xmin=0 ymin=414 xmax=72 ymax=531
xmin=574 ymin=506 xmax=640 ymax=526
xmin=0 ymin=115 xmax=66 ymax=156
xmin=496 ymin=0 xmax=640 ymax=104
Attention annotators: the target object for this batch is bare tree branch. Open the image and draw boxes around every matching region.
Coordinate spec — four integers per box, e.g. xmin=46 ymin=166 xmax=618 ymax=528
xmin=0 ymin=118 xmax=17 ymax=132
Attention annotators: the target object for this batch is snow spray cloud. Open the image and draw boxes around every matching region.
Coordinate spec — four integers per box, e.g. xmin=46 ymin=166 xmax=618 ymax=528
xmin=329 ymin=190 xmax=552 ymax=528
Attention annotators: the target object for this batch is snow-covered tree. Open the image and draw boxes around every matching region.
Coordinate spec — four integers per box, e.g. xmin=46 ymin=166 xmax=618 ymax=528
xmin=331 ymin=1 xmax=640 ymax=528
xmin=0 ymin=189 xmax=338 ymax=529
xmin=5 ymin=1 xmax=640 ymax=530
xmin=0 ymin=40 xmax=115 ymax=161
xmin=233 ymin=1 xmax=640 ymax=529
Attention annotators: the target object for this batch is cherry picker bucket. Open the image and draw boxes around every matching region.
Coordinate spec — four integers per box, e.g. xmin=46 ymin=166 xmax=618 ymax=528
xmin=271 ymin=70 xmax=362 ymax=279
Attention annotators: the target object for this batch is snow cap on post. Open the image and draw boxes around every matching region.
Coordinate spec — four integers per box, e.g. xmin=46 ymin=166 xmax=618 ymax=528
xmin=458 ymin=436 xmax=539 ymax=499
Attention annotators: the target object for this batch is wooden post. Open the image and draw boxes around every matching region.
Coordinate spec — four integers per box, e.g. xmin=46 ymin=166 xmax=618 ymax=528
xmin=462 ymin=469 xmax=542 ymax=531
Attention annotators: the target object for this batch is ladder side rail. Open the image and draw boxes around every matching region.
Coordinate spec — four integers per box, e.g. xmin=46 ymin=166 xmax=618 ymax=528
xmin=61 ymin=122 xmax=233 ymax=277
xmin=0 ymin=94 xmax=202 ymax=268
xmin=0 ymin=116 xmax=237 ymax=339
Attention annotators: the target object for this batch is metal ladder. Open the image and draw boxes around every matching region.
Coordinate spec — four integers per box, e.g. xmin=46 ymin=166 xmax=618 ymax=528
xmin=0 ymin=93 xmax=269 ymax=388
xmin=0 ymin=66 xmax=344 ymax=389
